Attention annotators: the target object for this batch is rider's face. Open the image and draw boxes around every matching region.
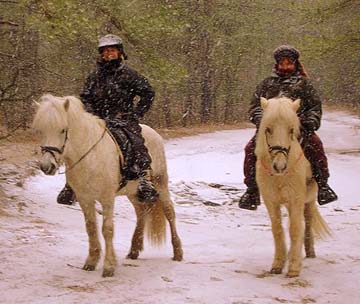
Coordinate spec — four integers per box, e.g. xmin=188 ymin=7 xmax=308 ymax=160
xmin=101 ymin=47 xmax=121 ymax=61
xmin=277 ymin=57 xmax=296 ymax=77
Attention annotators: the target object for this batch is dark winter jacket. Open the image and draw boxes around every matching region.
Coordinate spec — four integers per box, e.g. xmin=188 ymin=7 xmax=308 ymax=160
xmin=80 ymin=60 xmax=155 ymax=120
xmin=249 ymin=72 xmax=322 ymax=133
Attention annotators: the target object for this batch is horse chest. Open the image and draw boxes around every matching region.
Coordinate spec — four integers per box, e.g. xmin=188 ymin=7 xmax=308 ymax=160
xmin=259 ymin=174 xmax=294 ymax=204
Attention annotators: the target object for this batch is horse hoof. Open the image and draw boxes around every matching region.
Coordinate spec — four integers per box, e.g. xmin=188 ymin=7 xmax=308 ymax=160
xmin=172 ymin=254 xmax=183 ymax=261
xmin=83 ymin=264 xmax=96 ymax=271
xmin=102 ymin=268 xmax=115 ymax=277
xmin=306 ymin=253 xmax=316 ymax=258
xmin=126 ymin=252 xmax=139 ymax=260
xmin=286 ymin=270 xmax=300 ymax=278
xmin=270 ymin=268 xmax=282 ymax=274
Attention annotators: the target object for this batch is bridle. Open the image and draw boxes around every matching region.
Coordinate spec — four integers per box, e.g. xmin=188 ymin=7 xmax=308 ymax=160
xmin=40 ymin=128 xmax=107 ymax=174
xmin=40 ymin=129 xmax=68 ymax=165
xmin=268 ymin=144 xmax=290 ymax=157
xmin=261 ymin=129 xmax=303 ymax=176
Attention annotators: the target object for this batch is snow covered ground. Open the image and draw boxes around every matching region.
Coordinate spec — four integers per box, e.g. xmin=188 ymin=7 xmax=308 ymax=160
xmin=1 ymin=111 xmax=360 ymax=304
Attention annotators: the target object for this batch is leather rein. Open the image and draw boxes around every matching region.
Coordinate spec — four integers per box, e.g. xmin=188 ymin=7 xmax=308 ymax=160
xmin=40 ymin=128 xmax=107 ymax=174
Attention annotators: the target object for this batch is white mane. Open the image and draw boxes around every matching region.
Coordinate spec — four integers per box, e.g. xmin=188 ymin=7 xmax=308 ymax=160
xmin=32 ymin=94 xmax=105 ymax=133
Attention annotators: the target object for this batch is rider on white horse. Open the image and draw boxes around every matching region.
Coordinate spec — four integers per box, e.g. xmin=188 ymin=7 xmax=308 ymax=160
xmin=57 ymin=34 xmax=158 ymax=205
xmin=239 ymin=45 xmax=338 ymax=210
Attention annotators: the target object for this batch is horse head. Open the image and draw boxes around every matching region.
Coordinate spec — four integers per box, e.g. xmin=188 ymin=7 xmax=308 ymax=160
xmin=257 ymin=97 xmax=301 ymax=175
xmin=32 ymin=94 xmax=71 ymax=175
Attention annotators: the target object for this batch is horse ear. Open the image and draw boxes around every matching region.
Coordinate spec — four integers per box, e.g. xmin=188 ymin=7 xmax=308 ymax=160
xmin=33 ymin=99 xmax=40 ymax=107
xmin=260 ymin=97 xmax=268 ymax=109
xmin=292 ymin=99 xmax=301 ymax=112
xmin=64 ymin=98 xmax=70 ymax=112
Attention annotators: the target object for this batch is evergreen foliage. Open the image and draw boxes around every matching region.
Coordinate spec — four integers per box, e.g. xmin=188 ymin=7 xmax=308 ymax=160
xmin=0 ymin=0 xmax=358 ymax=129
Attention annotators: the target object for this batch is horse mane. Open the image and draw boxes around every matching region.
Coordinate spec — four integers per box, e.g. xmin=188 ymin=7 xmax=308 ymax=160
xmin=256 ymin=97 xmax=301 ymax=157
xmin=33 ymin=94 xmax=105 ymax=132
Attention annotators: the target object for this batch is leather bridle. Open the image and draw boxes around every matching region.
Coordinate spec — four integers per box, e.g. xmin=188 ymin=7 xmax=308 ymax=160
xmin=40 ymin=129 xmax=68 ymax=165
xmin=268 ymin=144 xmax=290 ymax=157
xmin=40 ymin=128 xmax=106 ymax=174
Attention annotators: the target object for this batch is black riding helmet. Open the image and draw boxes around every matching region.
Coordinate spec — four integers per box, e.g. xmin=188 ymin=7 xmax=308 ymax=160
xmin=98 ymin=34 xmax=128 ymax=60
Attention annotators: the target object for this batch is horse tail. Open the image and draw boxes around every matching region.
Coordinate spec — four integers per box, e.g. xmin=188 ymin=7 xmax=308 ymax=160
xmin=144 ymin=200 xmax=167 ymax=247
xmin=310 ymin=202 xmax=332 ymax=239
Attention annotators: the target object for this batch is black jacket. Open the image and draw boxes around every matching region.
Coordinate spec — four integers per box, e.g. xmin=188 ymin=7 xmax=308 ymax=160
xmin=249 ymin=72 xmax=322 ymax=133
xmin=80 ymin=60 xmax=155 ymax=120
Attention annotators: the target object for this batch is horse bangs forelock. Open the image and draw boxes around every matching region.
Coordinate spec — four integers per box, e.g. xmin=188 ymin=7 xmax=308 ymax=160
xmin=32 ymin=94 xmax=68 ymax=132
xmin=264 ymin=98 xmax=300 ymax=129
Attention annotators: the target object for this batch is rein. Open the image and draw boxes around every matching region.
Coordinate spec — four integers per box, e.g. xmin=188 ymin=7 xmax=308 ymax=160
xmin=41 ymin=128 xmax=107 ymax=175
xmin=59 ymin=128 xmax=107 ymax=174
xmin=41 ymin=129 xmax=68 ymax=166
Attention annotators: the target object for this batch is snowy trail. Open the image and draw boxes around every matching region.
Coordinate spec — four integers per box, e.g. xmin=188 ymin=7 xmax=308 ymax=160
xmin=1 ymin=111 xmax=360 ymax=304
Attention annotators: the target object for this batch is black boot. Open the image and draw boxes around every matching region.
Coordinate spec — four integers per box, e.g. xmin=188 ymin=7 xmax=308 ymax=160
xmin=317 ymin=182 xmax=338 ymax=205
xmin=238 ymin=187 xmax=260 ymax=211
xmin=136 ymin=170 xmax=159 ymax=203
xmin=57 ymin=184 xmax=76 ymax=205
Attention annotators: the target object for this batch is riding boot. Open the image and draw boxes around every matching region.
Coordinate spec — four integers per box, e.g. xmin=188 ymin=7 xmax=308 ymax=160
xmin=57 ymin=183 xmax=76 ymax=205
xmin=238 ymin=135 xmax=261 ymax=210
xmin=136 ymin=169 xmax=159 ymax=203
xmin=238 ymin=186 xmax=261 ymax=210
xmin=303 ymin=133 xmax=338 ymax=206
xmin=316 ymin=179 xmax=338 ymax=205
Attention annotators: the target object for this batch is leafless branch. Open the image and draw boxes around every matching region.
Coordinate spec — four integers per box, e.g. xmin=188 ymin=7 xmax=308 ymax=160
xmin=0 ymin=51 xmax=14 ymax=58
xmin=0 ymin=0 xmax=18 ymax=3
xmin=0 ymin=20 xmax=19 ymax=27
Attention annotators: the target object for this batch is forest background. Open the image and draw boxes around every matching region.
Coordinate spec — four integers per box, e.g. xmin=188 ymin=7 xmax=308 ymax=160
xmin=0 ymin=0 xmax=359 ymax=133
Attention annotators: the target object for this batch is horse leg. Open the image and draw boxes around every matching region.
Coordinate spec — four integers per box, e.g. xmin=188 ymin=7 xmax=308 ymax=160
xmin=287 ymin=203 xmax=305 ymax=277
xmin=127 ymin=202 xmax=145 ymax=260
xmin=162 ymin=199 xmax=183 ymax=261
xmin=265 ymin=202 xmax=287 ymax=274
xmin=79 ymin=200 xmax=101 ymax=271
xmin=101 ymin=200 xmax=117 ymax=277
xmin=304 ymin=203 xmax=316 ymax=258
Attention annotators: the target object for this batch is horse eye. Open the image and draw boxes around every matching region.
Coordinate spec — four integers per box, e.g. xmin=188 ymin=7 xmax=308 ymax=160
xmin=290 ymin=128 xmax=294 ymax=134
xmin=60 ymin=129 xmax=66 ymax=134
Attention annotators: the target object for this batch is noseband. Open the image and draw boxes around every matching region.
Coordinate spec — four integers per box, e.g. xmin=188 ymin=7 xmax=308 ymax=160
xmin=40 ymin=129 xmax=68 ymax=160
xmin=268 ymin=144 xmax=290 ymax=157
xmin=40 ymin=128 xmax=107 ymax=174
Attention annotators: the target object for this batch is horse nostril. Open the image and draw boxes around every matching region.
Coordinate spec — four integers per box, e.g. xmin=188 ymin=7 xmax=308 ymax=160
xmin=40 ymin=162 xmax=56 ymax=175
xmin=39 ymin=163 xmax=47 ymax=173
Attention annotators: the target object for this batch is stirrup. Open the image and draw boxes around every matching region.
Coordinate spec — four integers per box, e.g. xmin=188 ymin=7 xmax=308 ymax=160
xmin=238 ymin=188 xmax=260 ymax=211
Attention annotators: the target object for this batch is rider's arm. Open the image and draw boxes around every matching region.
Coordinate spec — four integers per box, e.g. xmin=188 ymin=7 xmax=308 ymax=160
xmin=80 ymin=74 xmax=96 ymax=114
xmin=298 ymin=79 xmax=322 ymax=133
xmin=249 ymin=79 xmax=267 ymax=128
xmin=130 ymin=70 xmax=155 ymax=119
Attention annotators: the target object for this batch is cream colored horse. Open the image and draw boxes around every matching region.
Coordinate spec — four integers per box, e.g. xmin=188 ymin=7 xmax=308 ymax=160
xmin=255 ymin=97 xmax=330 ymax=277
xmin=32 ymin=94 xmax=183 ymax=277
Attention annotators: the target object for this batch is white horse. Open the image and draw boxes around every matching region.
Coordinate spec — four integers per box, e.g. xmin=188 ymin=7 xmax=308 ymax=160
xmin=32 ymin=94 xmax=183 ymax=277
xmin=255 ymin=96 xmax=330 ymax=277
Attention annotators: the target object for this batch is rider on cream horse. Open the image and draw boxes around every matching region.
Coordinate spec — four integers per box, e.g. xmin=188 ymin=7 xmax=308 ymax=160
xmin=33 ymin=94 xmax=183 ymax=277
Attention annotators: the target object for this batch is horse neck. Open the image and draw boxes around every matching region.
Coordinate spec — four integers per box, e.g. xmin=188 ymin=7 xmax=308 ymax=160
xmin=65 ymin=110 xmax=105 ymax=160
